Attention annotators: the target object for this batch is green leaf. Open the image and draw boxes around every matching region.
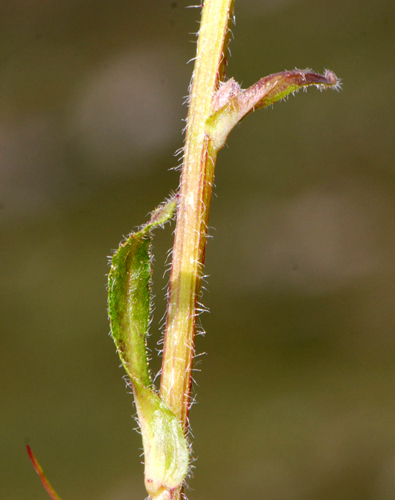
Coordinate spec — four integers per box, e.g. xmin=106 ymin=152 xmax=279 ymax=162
xmin=108 ymin=197 xmax=189 ymax=498
xmin=108 ymin=228 xmax=152 ymax=386
xmin=206 ymin=69 xmax=341 ymax=151
xmin=108 ymin=197 xmax=177 ymax=386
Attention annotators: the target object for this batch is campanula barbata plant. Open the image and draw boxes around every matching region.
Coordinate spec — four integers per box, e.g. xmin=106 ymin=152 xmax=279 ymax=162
xmin=28 ymin=1 xmax=340 ymax=499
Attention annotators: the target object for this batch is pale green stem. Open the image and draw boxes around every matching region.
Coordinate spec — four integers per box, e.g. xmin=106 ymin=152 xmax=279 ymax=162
xmin=160 ymin=0 xmax=233 ymax=435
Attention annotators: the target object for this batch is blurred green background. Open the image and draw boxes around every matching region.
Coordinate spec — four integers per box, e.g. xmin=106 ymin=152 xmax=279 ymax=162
xmin=1 ymin=1 xmax=395 ymax=499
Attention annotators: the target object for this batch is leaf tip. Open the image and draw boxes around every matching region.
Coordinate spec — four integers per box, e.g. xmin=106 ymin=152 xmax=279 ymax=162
xmin=323 ymin=69 xmax=342 ymax=91
xmin=26 ymin=445 xmax=63 ymax=500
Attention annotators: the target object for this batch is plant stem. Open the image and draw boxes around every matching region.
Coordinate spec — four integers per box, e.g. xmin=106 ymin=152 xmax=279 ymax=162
xmin=160 ymin=0 xmax=233 ymax=429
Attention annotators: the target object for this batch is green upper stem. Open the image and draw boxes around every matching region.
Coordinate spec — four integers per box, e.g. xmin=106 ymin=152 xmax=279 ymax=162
xmin=160 ymin=0 xmax=233 ymax=428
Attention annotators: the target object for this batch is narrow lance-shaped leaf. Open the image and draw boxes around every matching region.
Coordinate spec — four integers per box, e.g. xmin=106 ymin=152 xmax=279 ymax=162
xmin=108 ymin=198 xmax=178 ymax=386
xmin=108 ymin=197 xmax=189 ymax=500
xmin=206 ymin=68 xmax=341 ymax=151
xmin=26 ymin=446 xmax=63 ymax=500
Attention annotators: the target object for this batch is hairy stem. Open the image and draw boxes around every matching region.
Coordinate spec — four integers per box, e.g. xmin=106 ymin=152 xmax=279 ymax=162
xmin=160 ymin=0 xmax=232 ymax=431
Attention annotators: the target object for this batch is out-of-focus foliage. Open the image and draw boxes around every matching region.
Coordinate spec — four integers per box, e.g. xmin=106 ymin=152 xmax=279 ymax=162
xmin=1 ymin=1 xmax=394 ymax=499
